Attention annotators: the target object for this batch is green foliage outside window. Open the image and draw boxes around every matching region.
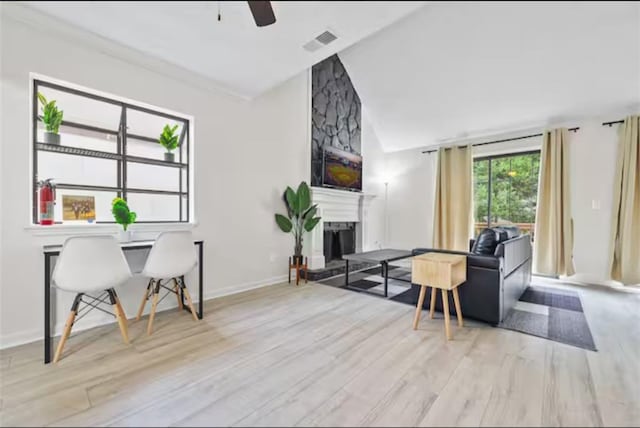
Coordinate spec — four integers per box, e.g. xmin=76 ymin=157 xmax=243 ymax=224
xmin=473 ymin=152 xmax=540 ymax=234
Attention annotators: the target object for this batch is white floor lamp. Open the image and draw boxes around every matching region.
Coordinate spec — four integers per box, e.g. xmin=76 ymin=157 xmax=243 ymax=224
xmin=384 ymin=181 xmax=389 ymax=248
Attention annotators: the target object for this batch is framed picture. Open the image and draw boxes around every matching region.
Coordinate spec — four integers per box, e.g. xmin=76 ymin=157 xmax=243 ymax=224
xmin=62 ymin=195 xmax=96 ymax=222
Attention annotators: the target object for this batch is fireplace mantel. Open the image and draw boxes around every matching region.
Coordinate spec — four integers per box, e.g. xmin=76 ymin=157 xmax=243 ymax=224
xmin=307 ymin=187 xmax=376 ymax=270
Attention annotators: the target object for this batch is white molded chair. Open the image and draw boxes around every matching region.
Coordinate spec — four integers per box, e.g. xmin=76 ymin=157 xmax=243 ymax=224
xmin=52 ymin=235 xmax=132 ymax=362
xmin=136 ymin=231 xmax=199 ymax=334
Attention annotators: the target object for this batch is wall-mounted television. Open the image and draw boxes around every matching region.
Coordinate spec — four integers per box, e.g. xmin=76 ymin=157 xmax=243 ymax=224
xmin=322 ymin=146 xmax=362 ymax=192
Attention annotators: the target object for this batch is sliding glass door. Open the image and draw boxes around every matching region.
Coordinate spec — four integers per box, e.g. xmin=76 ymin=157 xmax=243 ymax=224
xmin=473 ymin=151 xmax=540 ymax=238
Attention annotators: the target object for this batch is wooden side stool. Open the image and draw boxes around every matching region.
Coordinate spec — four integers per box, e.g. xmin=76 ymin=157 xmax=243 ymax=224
xmin=288 ymin=256 xmax=308 ymax=286
xmin=411 ymin=253 xmax=466 ymax=340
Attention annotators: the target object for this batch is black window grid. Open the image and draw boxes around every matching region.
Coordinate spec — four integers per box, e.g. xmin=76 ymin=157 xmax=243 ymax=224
xmin=32 ymin=79 xmax=190 ymax=224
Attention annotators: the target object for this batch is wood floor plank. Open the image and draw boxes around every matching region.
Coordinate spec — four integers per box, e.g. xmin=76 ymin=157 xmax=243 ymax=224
xmin=542 ymin=342 xmax=604 ymax=427
xmin=479 ymin=353 xmax=544 ymax=426
xmin=0 ymin=280 xmax=638 ymax=427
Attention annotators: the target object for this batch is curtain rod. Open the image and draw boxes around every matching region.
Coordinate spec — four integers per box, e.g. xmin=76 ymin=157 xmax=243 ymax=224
xmin=421 ymin=127 xmax=580 ymax=154
xmin=602 ymin=119 xmax=624 ymax=127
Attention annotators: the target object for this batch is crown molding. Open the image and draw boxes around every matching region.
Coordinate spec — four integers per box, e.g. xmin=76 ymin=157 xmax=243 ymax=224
xmin=1 ymin=2 xmax=251 ymax=101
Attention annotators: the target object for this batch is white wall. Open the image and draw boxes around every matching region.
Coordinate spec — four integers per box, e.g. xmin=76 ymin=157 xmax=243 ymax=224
xmin=384 ymin=147 xmax=436 ymax=250
xmin=361 ymin=112 xmax=386 ymax=250
xmin=0 ymin=7 xmax=312 ymax=347
xmin=384 ymin=116 xmax=633 ymax=286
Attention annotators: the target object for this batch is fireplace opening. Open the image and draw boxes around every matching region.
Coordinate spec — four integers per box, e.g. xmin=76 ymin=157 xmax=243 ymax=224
xmin=323 ymin=222 xmax=356 ymax=263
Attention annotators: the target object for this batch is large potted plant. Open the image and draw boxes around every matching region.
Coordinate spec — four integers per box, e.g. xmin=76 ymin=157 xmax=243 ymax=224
xmin=37 ymin=92 xmax=64 ymax=145
xmin=159 ymin=124 xmax=179 ymax=162
xmin=275 ymin=181 xmax=321 ymax=266
xmin=112 ymin=197 xmax=137 ymax=242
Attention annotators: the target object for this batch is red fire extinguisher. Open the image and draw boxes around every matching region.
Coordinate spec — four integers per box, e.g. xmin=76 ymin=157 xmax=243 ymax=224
xmin=38 ymin=178 xmax=56 ymax=225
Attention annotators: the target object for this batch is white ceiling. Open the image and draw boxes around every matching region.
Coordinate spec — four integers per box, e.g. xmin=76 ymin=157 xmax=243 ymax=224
xmin=340 ymin=1 xmax=640 ymax=151
xmin=23 ymin=1 xmax=426 ymax=98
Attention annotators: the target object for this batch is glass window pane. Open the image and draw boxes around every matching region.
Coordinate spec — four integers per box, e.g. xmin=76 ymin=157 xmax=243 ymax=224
xmin=53 ymin=189 xmax=118 ymax=223
xmin=488 ymin=152 xmax=539 ymax=236
xmin=126 ymin=108 xmax=184 ymax=144
xmin=127 ymin=163 xmax=180 ymax=192
xmin=181 ymin=195 xmax=188 ymax=222
xmin=181 ymin=168 xmax=188 ymax=194
xmin=38 ymin=152 xmax=118 ymax=188
xmin=127 ymin=193 xmax=180 ymax=222
xmin=36 ymin=124 xmax=119 ymax=153
xmin=127 ymin=136 xmax=166 ymax=161
xmin=36 ymin=85 xmax=120 ymax=136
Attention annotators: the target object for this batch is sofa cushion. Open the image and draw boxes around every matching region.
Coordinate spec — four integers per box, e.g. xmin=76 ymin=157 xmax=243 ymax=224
xmin=494 ymin=225 xmax=520 ymax=240
xmin=471 ymin=228 xmax=499 ymax=255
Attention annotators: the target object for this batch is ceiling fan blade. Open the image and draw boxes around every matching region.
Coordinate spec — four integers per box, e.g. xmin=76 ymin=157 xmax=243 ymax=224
xmin=247 ymin=1 xmax=276 ymax=27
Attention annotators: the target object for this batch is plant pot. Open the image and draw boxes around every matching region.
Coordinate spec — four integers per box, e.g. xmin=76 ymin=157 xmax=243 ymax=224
xmin=44 ymin=132 xmax=60 ymax=145
xmin=292 ymin=255 xmax=305 ymax=266
xmin=118 ymin=229 xmax=132 ymax=243
xmin=164 ymin=152 xmax=175 ymax=162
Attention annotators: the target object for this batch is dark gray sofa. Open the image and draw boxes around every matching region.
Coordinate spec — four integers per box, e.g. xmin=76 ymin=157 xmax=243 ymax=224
xmin=410 ymin=229 xmax=532 ymax=325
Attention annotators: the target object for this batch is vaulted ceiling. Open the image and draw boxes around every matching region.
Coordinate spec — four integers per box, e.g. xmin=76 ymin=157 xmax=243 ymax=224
xmin=22 ymin=1 xmax=426 ymax=98
xmin=18 ymin=2 xmax=640 ymax=152
xmin=340 ymin=1 xmax=640 ymax=151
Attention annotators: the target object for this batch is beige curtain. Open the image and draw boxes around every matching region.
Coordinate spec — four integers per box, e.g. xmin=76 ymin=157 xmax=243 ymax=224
xmin=609 ymin=115 xmax=640 ymax=285
xmin=433 ymin=145 xmax=473 ymax=251
xmin=533 ymin=128 xmax=575 ymax=276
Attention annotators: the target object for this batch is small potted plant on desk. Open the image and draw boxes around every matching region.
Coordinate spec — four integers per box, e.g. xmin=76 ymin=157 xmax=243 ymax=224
xmin=159 ymin=124 xmax=179 ymax=162
xmin=37 ymin=92 xmax=64 ymax=145
xmin=275 ymin=181 xmax=321 ymax=285
xmin=112 ymin=197 xmax=137 ymax=242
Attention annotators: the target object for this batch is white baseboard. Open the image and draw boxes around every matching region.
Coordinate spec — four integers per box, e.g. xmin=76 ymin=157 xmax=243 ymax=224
xmin=0 ymin=275 xmax=288 ymax=350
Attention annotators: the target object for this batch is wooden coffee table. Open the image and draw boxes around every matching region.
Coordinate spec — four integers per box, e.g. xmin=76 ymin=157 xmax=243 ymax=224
xmin=411 ymin=253 xmax=467 ymax=340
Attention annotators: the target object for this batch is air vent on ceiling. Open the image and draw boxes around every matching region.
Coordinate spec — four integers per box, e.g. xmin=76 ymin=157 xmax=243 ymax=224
xmin=316 ymin=30 xmax=337 ymax=45
xmin=303 ymin=30 xmax=338 ymax=52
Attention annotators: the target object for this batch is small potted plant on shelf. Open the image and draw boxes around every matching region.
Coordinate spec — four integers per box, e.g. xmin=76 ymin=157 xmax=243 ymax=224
xmin=37 ymin=92 xmax=64 ymax=145
xmin=159 ymin=124 xmax=179 ymax=162
xmin=112 ymin=197 xmax=137 ymax=242
xmin=275 ymin=181 xmax=321 ymax=268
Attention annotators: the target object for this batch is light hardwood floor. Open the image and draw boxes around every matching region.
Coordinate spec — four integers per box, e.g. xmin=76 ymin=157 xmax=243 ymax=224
xmin=0 ymin=280 xmax=638 ymax=427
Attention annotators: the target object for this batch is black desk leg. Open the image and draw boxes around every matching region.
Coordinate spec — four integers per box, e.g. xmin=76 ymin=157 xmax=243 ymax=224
xmin=345 ymin=259 xmax=349 ymax=287
xmin=44 ymin=254 xmax=51 ymax=364
xmin=198 ymin=241 xmax=203 ymax=320
xmin=383 ymin=261 xmax=388 ymax=298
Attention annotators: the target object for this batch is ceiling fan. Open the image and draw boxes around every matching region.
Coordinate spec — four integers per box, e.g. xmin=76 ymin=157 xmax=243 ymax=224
xmin=247 ymin=1 xmax=277 ymax=27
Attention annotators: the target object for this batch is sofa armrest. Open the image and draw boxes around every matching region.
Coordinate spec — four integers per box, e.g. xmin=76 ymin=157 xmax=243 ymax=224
xmin=496 ymin=234 xmax=532 ymax=276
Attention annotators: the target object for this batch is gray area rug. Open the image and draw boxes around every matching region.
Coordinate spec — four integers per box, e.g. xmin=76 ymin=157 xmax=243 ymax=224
xmin=500 ymin=285 xmax=597 ymax=351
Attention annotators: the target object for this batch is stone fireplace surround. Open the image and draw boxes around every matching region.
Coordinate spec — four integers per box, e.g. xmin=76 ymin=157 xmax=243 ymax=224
xmin=307 ymin=187 xmax=375 ymax=270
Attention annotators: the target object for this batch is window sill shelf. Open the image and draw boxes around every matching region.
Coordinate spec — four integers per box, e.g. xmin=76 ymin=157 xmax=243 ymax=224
xmin=25 ymin=222 xmax=197 ymax=237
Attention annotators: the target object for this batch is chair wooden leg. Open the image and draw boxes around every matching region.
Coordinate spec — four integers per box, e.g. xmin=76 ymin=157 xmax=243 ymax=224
xmin=110 ymin=289 xmax=129 ymax=344
xmin=413 ymin=285 xmax=428 ymax=330
xmin=147 ymin=282 xmax=161 ymax=335
xmin=115 ymin=296 xmax=127 ymax=327
xmin=136 ymin=280 xmax=153 ymax=321
xmin=441 ymin=289 xmax=452 ymax=340
xmin=53 ymin=293 xmax=82 ymax=363
xmin=180 ymin=279 xmax=199 ymax=322
xmin=429 ymin=287 xmax=437 ymax=319
xmin=452 ymin=287 xmax=464 ymax=327
xmin=173 ymin=278 xmax=184 ymax=310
